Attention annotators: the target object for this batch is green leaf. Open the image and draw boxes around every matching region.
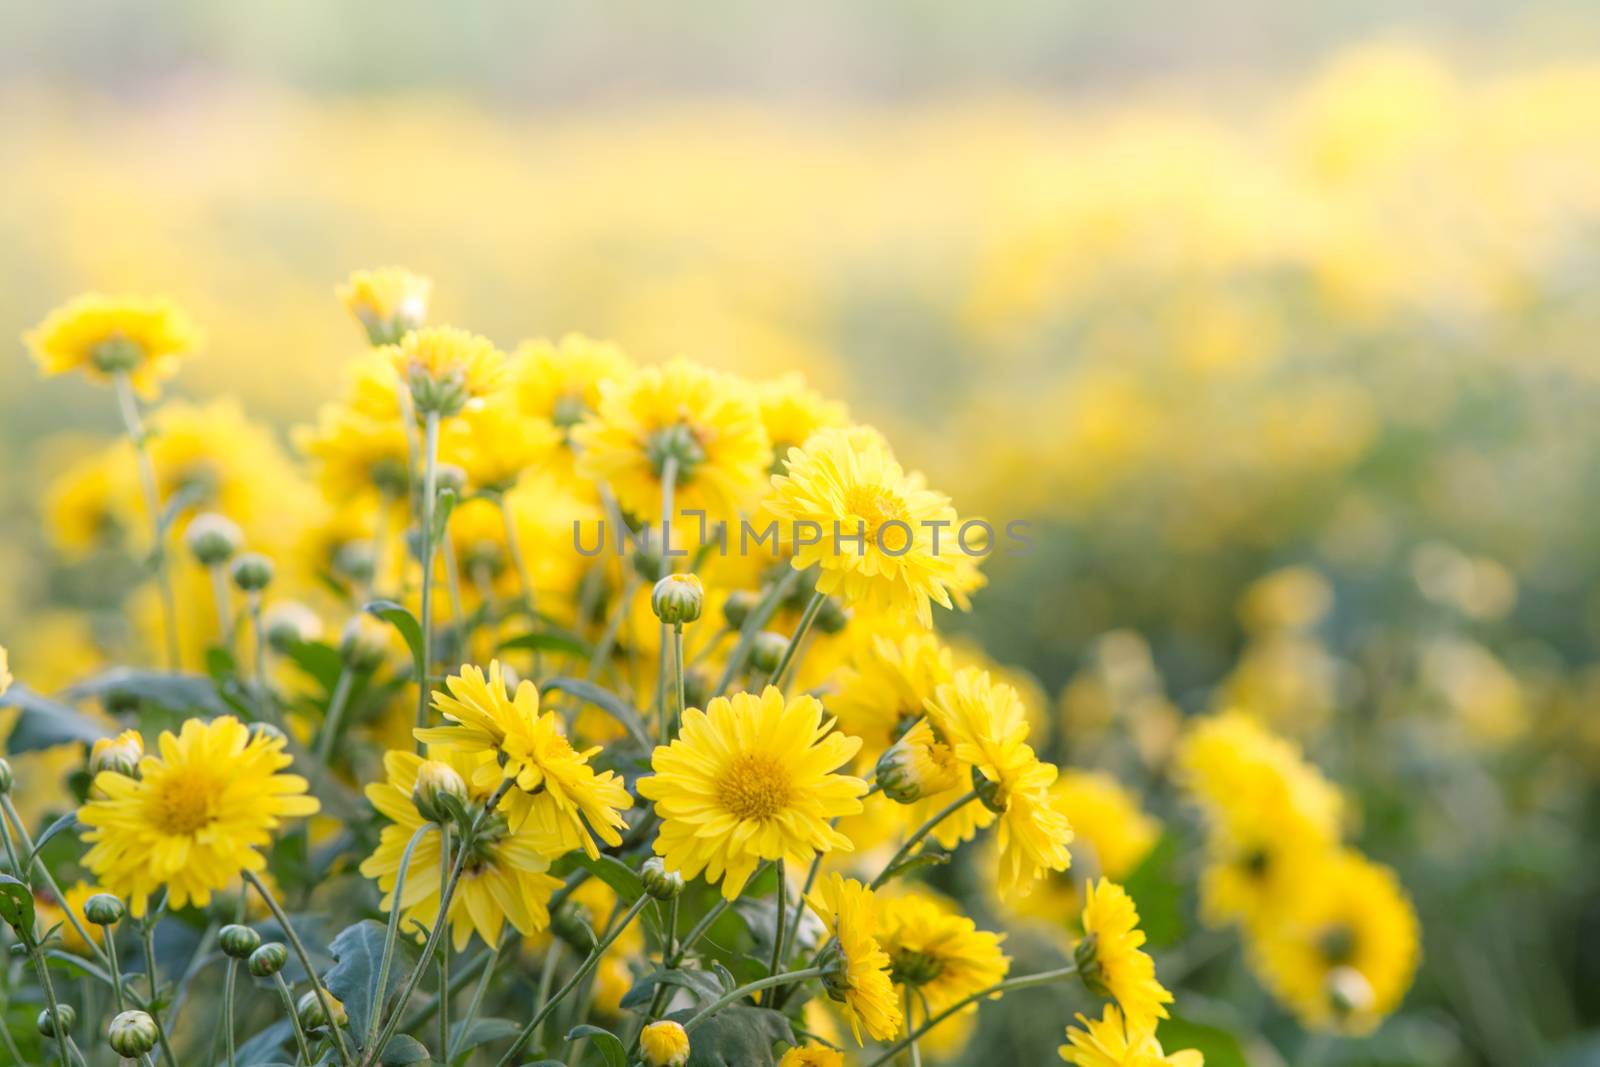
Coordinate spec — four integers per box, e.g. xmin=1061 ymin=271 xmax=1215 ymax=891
xmin=541 ymin=677 xmax=652 ymax=748
xmin=1157 ymin=1016 xmax=1248 ymax=1067
xmin=1122 ymin=832 xmax=1185 ymax=947
xmin=571 ymin=853 xmax=645 ymax=904
xmin=281 ymin=639 xmax=347 ymax=694
xmin=365 ymin=600 xmax=425 ymax=685
xmin=323 ymin=919 xmax=419 ymax=1041
xmin=565 ymin=1025 xmax=625 ymax=1067
xmin=497 ymin=629 xmax=592 ymax=659
xmin=379 ymin=1035 xmax=432 ymax=1065
xmin=668 ymin=1005 xmax=792 ymax=1067
xmin=449 ymin=1016 xmax=521 ymax=1054
xmin=64 ymin=668 xmax=231 ymax=717
xmin=26 ymin=811 xmax=81 ymax=866
xmin=0 ymin=873 xmax=36 ymax=942
xmin=0 ymin=684 xmax=111 ymax=751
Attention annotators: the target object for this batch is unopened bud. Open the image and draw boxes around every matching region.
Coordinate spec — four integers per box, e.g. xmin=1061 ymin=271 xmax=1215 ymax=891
xmin=748 ymin=631 xmax=788 ymax=675
xmin=83 ymin=894 xmax=125 ymax=927
xmin=340 ymin=615 xmax=390 ymax=671
xmin=875 ymin=721 xmax=958 ymax=804
xmin=651 ymin=574 xmax=704 ymax=626
xmin=721 ymin=590 xmax=756 ymax=630
xmin=813 ymin=595 xmax=849 ymax=635
xmin=247 ymin=942 xmax=288 ymax=977
xmin=230 ymin=552 xmax=274 ymax=593
xmin=0 ymin=758 xmax=12 ymax=795
xmin=89 ymin=730 xmax=144 ymax=781
xmin=640 ymin=858 xmax=684 ymax=901
xmin=106 ymin=1009 xmax=159 ymax=1056
xmin=296 ymin=990 xmax=347 ymax=1031
xmin=639 ymin=1019 xmax=691 ymax=1067
xmin=219 ymin=924 xmax=261 ymax=959
xmin=1327 ymin=966 xmax=1375 ymax=1019
xmin=412 ymin=760 xmax=469 ymax=824
xmin=332 ymin=540 xmax=376 ymax=585
xmin=185 ymin=512 xmax=243 ymax=566
xmin=37 ymin=1004 xmax=75 ymax=1037
xmin=264 ymin=601 xmax=323 ymax=653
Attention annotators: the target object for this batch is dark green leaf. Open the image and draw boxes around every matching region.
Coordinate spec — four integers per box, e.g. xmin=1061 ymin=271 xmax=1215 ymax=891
xmin=449 ymin=1016 xmax=521 ymax=1053
xmin=379 ymin=1035 xmax=432 ymax=1065
xmin=622 ymin=967 xmax=725 ymax=1009
xmin=0 ymin=684 xmax=111 ymax=751
xmin=571 ymin=853 xmax=645 ymax=904
xmin=65 ymin=668 xmax=230 ymax=717
xmin=1122 ymin=832 xmax=1184 ymax=947
xmin=323 ymin=919 xmax=418 ymax=1041
xmin=365 ymin=600 xmax=424 ymax=684
xmin=565 ymin=1025 xmax=625 ymax=1067
xmin=541 ymin=677 xmax=651 ymax=748
xmin=281 ymin=640 xmax=346 ymax=694
xmin=668 ymin=1005 xmax=792 ymax=1067
xmin=0 ymin=873 xmax=36 ymax=941
xmin=26 ymin=812 xmax=81 ymax=866
xmin=1157 ymin=1016 xmax=1248 ymax=1067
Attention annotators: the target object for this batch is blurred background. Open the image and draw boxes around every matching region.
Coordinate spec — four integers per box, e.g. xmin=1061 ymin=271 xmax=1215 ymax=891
xmin=5 ymin=3 xmax=1600 ymax=1065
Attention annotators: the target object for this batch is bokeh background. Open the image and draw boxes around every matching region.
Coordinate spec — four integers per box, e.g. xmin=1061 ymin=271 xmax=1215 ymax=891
xmin=5 ymin=3 xmax=1600 ymax=1065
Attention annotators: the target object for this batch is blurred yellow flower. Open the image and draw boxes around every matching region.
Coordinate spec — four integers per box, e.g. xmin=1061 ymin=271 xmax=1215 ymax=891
xmin=387 ymin=326 xmax=508 ymax=417
xmin=337 ymin=266 xmax=432 ymax=345
xmin=25 ymin=294 xmax=199 ymax=398
xmin=1058 ymin=1005 xmax=1203 ymax=1067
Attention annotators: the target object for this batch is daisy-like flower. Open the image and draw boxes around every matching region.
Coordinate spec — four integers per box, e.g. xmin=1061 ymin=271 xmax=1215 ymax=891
xmin=808 ymin=874 xmax=903 ymax=1044
xmin=880 ymin=888 xmax=1009 ymax=1030
xmin=25 ymin=294 xmax=200 ymax=398
xmin=415 ymin=661 xmax=632 ymax=859
xmin=388 ymin=326 xmax=509 ymax=418
xmin=1247 ymin=849 xmax=1420 ymax=1034
xmin=767 ymin=426 xmax=974 ymax=628
xmin=928 ymin=668 xmax=1072 ymax=896
xmin=638 ymin=687 xmax=866 ymax=900
xmin=779 ymin=1045 xmax=845 ymax=1067
xmin=756 ymin=373 xmax=849 ymax=473
xmin=294 ymin=402 xmax=411 ymax=504
xmin=359 ymin=748 xmax=563 ymax=952
xmin=1054 ymin=771 xmax=1162 ymax=883
xmin=79 ymin=716 xmax=319 ymax=917
xmin=1058 ymin=1005 xmax=1203 ymax=1067
xmin=338 ymin=267 xmax=432 ymax=345
xmin=830 ymin=632 xmax=955 ymax=758
xmin=441 ymin=393 xmax=559 ymax=493
xmin=573 ymin=358 xmax=771 ymax=525
xmin=1074 ymin=879 xmax=1174 ymax=1032
xmin=510 ymin=333 xmax=634 ymax=497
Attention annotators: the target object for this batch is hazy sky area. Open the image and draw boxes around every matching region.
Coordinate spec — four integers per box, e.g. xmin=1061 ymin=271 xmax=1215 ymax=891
xmin=3 ymin=0 xmax=1598 ymax=103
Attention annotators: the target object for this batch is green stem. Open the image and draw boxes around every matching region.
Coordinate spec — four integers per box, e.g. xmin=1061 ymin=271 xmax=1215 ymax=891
xmin=870 ymin=788 xmax=979 ymax=890
xmin=437 ymin=825 xmax=452 ymax=1064
xmin=0 ymin=796 xmax=111 ymax=969
xmin=442 ymin=534 xmax=466 ymax=661
xmin=140 ymin=918 xmax=181 ymax=1067
xmin=315 ymin=665 xmax=357 ymax=763
xmin=26 ymin=941 xmax=71 ymax=1065
xmin=106 ymin=928 xmax=127 ymax=1011
xmin=209 ymin=562 xmax=235 ymax=648
xmin=498 ymin=491 xmax=535 ymax=611
xmin=115 ymin=370 xmax=179 ymax=670
xmin=530 ymin=942 xmax=562 ymax=1051
xmin=767 ymin=589 xmax=826 ymax=692
xmin=672 ymin=623 xmax=686 ymax=736
xmin=713 ymin=569 xmax=799 ymax=695
xmin=906 ymin=987 xmax=923 ymax=1067
xmin=365 ymin=823 xmax=434 ymax=1051
xmin=448 ymin=931 xmax=504 ymax=1062
xmin=493 ymin=896 xmax=648 ymax=1067
xmin=763 ymin=860 xmax=787 ymax=1006
xmin=416 ymin=409 xmax=441 ymax=752
xmin=244 ymin=870 xmax=354 ymax=1067
xmin=273 ymin=972 xmax=314 ymax=1065
xmin=682 ymin=967 xmax=825 ymax=1034
xmin=223 ymin=957 xmax=239 ymax=1067
xmin=249 ymin=594 xmax=274 ymax=724
xmin=862 ymin=966 xmax=1078 ymax=1067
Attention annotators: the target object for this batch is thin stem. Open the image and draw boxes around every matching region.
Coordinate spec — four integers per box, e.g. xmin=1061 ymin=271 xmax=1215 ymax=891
xmin=315 ymin=665 xmax=357 ymax=763
xmin=672 ymin=623 xmax=686 ymax=737
xmin=863 ymin=966 xmax=1078 ymax=1067
xmin=26 ymin=941 xmax=71 ymax=1065
xmin=763 ymin=860 xmax=787 ymax=1006
xmin=682 ymin=967 xmax=825 ymax=1034
xmin=905 ymin=987 xmax=923 ymax=1067
xmin=249 ymin=594 xmax=273 ymax=723
xmin=442 ymin=534 xmax=466 ymax=661
xmin=662 ymin=895 xmax=679 ymax=971
xmin=448 ymin=931 xmax=504 ymax=1062
xmin=713 ymin=568 xmax=800 ymax=695
xmin=498 ymin=491 xmax=535 ymax=610
xmin=223 ymin=957 xmax=239 ymax=1067
xmin=106 ymin=929 xmax=127 ymax=1011
xmin=767 ymin=589 xmax=826 ymax=692
xmin=654 ymin=456 xmax=679 ymax=723
xmin=870 ymin=789 xmax=980 ymax=890
xmin=244 ymin=870 xmax=354 ymax=1067
xmin=675 ymin=895 xmax=733 ymax=962
xmin=114 ymin=370 xmax=179 ymax=670
xmin=365 ymin=823 xmax=434 ymax=1051
xmin=530 ymin=942 xmax=562 ymax=1052
xmin=0 ymin=797 xmax=110 ymax=969
xmin=416 ymin=409 xmax=441 ymax=752
xmin=273 ymin=972 xmax=314 ymax=1065
xmin=493 ymin=896 xmax=648 ymax=1067
xmin=771 ymin=847 xmax=827 ymax=1009
xmin=140 ymin=919 xmax=181 ymax=1067
xmin=437 ymin=825 xmax=452 ymax=1065
xmin=209 ymin=563 xmax=235 ymax=648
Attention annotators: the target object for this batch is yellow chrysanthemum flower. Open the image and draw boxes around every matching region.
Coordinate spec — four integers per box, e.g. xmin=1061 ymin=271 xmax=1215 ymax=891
xmin=509 ymin=334 xmax=634 ymax=498
xmin=338 ymin=267 xmax=432 ymax=345
xmin=441 ymin=393 xmax=558 ymax=493
xmin=25 ymin=294 xmax=200 ymax=398
xmin=767 ymin=426 xmax=973 ymax=628
xmin=830 ymin=632 xmax=955 ymax=758
xmin=778 ymin=1045 xmax=845 ymax=1067
xmin=573 ymin=358 xmax=771 ymax=524
xmin=808 ymin=873 xmax=903 ymax=1044
xmin=880 ymin=888 xmax=1009 ymax=1031
xmin=928 ymin=668 xmax=1072 ymax=896
xmin=757 ymin=373 xmax=849 ymax=471
xmin=44 ymin=448 xmax=128 ymax=557
xmin=79 ymin=716 xmax=319 ymax=917
xmin=387 ymin=326 xmax=509 ymax=418
xmin=1248 ymin=849 xmax=1420 ymax=1034
xmin=415 ymin=661 xmax=632 ymax=859
xmin=360 ymin=748 xmax=563 ymax=952
xmin=294 ymin=402 xmax=411 ymax=504
xmin=1058 ymin=1005 xmax=1203 ymax=1067
xmin=1054 ymin=771 xmax=1162 ymax=882
xmin=638 ymin=687 xmax=866 ymax=900
xmin=1075 ymin=879 xmax=1174 ymax=1033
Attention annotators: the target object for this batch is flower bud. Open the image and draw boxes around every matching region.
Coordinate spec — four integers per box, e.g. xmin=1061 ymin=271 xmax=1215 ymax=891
xmin=640 ymin=857 xmax=684 ymax=901
xmin=247 ymin=942 xmax=288 ymax=977
xmin=37 ymin=1004 xmax=75 ymax=1037
xmin=412 ymin=760 xmax=469 ymax=824
xmin=875 ymin=722 xmax=959 ymax=805
xmin=340 ymin=615 xmax=391 ymax=671
xmin=296 ymin=990 xmax=347 ymax=1030
xmin=748 ymin=631 xmax=788 ymax=675
xmin=340 ymin=268 xmax=431 ymax=345
xmin=632 ymin=542 xmax=663 ymax=582
xmin=0 ymin=757 xmax=12 ymax=795
xmin=219 ymin=923 xmax=262 ymax=959
xmin=332 ymin=539 xmax=377 ymax=585
xmin=434 ymin=463 xmax=467 ymax=497
xmin=549 ymin=900 xmax=596 ymax=954
xmin=640 ymin=1019 xmax=691 ymax=1067
xmin=230 ymin=552 xmax=275 ymax=593
xmin=89 ymin=730 xmax=144 ymax=781
xmin=249 ymin=721 xmax=287 ymax=746
xmin=721 ymin=590 xmax=756 ymax=630
xmin=1074 ymin=933 xmax=1110 ymax=999
xmin=652 ymin=574 xmax=704 ymax=626
xmin=264 ymin=601 xmax=324 ymax=654
xmin=972 ymin=764 xmax=1007 ymax=814
xmin=83 ymin=893 xmax=126 ymax=927
xmin=813 ymin=595 xmax=849 ymax=635
xmin=1327 ymin=965 xmax=1375 ymax=1020
xmin=106 ymin=1009 xmax=159 ymax=1057
xmin=185 ymin=512 xmax=243 ymax=566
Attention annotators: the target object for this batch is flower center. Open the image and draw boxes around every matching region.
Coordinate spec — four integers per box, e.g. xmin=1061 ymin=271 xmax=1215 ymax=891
xmin=717 ymin=753 xmax=793 ymax=821
xmin=1318 ymin=922 xmax=1357 ymax=965
xmin=843 ymin=485 xmax=907 ymax=540
xmin=151 ymin=774 xmax=221 ymax=835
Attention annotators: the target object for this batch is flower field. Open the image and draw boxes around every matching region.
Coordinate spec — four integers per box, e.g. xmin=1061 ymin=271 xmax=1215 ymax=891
xmin=2 ymin=42 xmax=1600 ymax=1067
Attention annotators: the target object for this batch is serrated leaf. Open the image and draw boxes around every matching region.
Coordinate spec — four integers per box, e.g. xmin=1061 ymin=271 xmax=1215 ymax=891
xmin=379 ymin=1035 xmax=432 ymax=1065
xmin=0 ymin=873 xmax=36 ymax=942
xmin=365 ymin=600 xmax=425 ymax=685
xmin=565 ymin=1025 xmax=625 ymax=1067
xmin=65 ymin=668 xmax=231 ymax=717
xmin=323 ymin=919 xmax=418 ymax=1041
xmin=571 ymin=853 xmax=645 ymax=904
xmin=667 ymin=1005 xmax=792 ymax=1067
xmin=0 ymin=684 xmax=111 ymax=751
xmin=541 ymin=677 xmax=651 ymax=747
xmin=623 ymin=967 xmax=726 ymax=1009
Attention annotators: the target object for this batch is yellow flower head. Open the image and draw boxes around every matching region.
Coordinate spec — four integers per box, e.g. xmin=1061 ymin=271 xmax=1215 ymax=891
xmin=45 ymin=448 xmax=129 ymax=557
xmin=360 ymin=748 xmax=563 ymax=952
xmin=1058 ymin=1005 xmax=1203 ymax=1067
xmin=387 ymin=326 xmax=508 ymax=418
xmin=928 ymin=668 xmax=1072 ymax=896
xmin=830 ymin=632 xmax=955 ymax=758
xmin=441 ymin=393 xmax=559 ymax=492
xmin=25 ymin=294 xmax=200 ymax=398
xmin=808 ymin=873 xmax=903 ymax=1044
xmin=573 ymin=358 xmax=772 ymax=524
xmin=779 ymin=1045 xmax=845 ymax=1067
xmin=510 ymin=334 xmax=634 ymax=497
xmin=338 ymin=267 xmax=432 ymax=344
xmin=1248 ymin=850 xmax=1420 ymax=1034
xmin=639 ymin=687 xmax=866 ymax=900
xmin=757 ymin=373 xmax=849 ymax=471
xmin=415 ymin=661 xmax=632 ymax=859
xmin=294 ymin=402 xmax=411 ymax=503
xmin=880 ymin=888 xmax=1010 ymax=1023
xmin=1075 ymin=879 xmax=1174 ymax=1033
xmin=1054 ymin=771 xmax=1162 ymax=882
xmin=79 ymin=716 xmax=319 ymax=917
xmin=767 ymin=426 xmax=974 ymax=628
xmin=639 ymin=1020 xmax=691 ymax=1067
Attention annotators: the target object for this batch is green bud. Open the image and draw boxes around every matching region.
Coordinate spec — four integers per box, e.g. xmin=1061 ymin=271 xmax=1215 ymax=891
xmin=185 ymin=512 xmax=243 ymax=566
xmin=640 ymin=858 xmax=684 ymax=901
xmin=83 ymin=893 xmax=126 ymax=927
xmin=339 ymin=615 xmax=390 ymax=671
xmin=264 ymin=601 xmax=323 ymax=654
xmin=296 ymin=990 xmax=347 ymax=1030
xmin=247 ymin=942 xmax=288 ymax=978
xmin=748 ymin=631 xmax=788 ymax=675
xmin=331 ymin=539 xmax=376 ymax=585
xmin=651 ymin=574 xmax=704 ymax=626
xmin=106 ymin=1009 xmax=159 ymax=1057
xmin=434 ymin=463 xmax=467 ymax=497
xmin=721 ymin=590 xmax=756 ymax=630
xmin=411 ymin=760 xmax=469 ymax=824
xmin=219 ymin=924 xmax=261 ymax=959
xmin=230 ymin=552 xmax=275 ymax=593
xmin=37 ymin=1004 xmax=75 ymax=1037
xmin=813 ymin=595 xmax=849 ymax=635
